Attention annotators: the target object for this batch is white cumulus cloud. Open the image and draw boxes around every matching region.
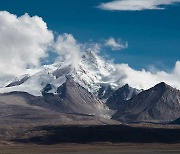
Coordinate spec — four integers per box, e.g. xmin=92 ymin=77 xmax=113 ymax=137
xmin=98 ymin=0 xmax=180 ymax=11
xmin=0 ymin=11 xmax=54 ymax=76
xmin=105 ymin=37 xmax=128 ymax=50
xmin=54 ymin=33 xmax=82 ymax=69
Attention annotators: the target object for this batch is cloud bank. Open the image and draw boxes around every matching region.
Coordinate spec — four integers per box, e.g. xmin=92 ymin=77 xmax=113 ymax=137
xmin=0 ymin=11 xmax=180 ymax=90
xmin=0 ymin=11 xmax=53 ymax=76
xmin=98 ymin=0 xmax=180 ymax=11
xmin=105 ymin=37 xmax=128 ymax=50
xmin=114 ymin=61 xmax=180 ymax=90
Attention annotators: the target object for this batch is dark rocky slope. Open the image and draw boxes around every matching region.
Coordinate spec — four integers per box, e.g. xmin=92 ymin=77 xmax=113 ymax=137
xmin=106 ymin=84 xmax=140 ymax=110
xmin=113 ymin=82 xmax=180 ymax=123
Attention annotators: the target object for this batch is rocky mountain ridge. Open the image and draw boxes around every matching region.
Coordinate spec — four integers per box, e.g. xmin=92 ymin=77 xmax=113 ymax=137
xmin=0 ymin=51 xmax=180 ymax=124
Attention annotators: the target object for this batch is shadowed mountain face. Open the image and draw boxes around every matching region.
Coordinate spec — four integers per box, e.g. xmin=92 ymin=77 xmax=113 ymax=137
xmin=97 ymin=84 xmax=115 ymax=101
xmin=106 ymin=84 xmax=140 ymax=110
xmin=112 ymin=82 xmax=180 ymax=123
xmin=53 ymin=78 xmax=113 ymax=118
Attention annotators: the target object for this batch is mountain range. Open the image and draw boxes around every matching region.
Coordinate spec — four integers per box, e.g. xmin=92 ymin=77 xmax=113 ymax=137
xmin=0 ymin=50 xmax=180 ymax=125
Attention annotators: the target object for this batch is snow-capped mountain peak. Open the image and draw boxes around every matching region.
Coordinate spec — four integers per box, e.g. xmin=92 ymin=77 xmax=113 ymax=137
xmin=0 ymin=51 xmax=128 ymax=97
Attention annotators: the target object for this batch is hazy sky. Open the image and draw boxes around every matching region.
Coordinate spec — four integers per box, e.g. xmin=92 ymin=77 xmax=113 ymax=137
xmin=0 ymin=0 xmax=180 ymax=71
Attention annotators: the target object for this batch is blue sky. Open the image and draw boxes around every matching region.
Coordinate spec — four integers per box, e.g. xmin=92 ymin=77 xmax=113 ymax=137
xmin=0 ymin=0 xmax=180 ymax=71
